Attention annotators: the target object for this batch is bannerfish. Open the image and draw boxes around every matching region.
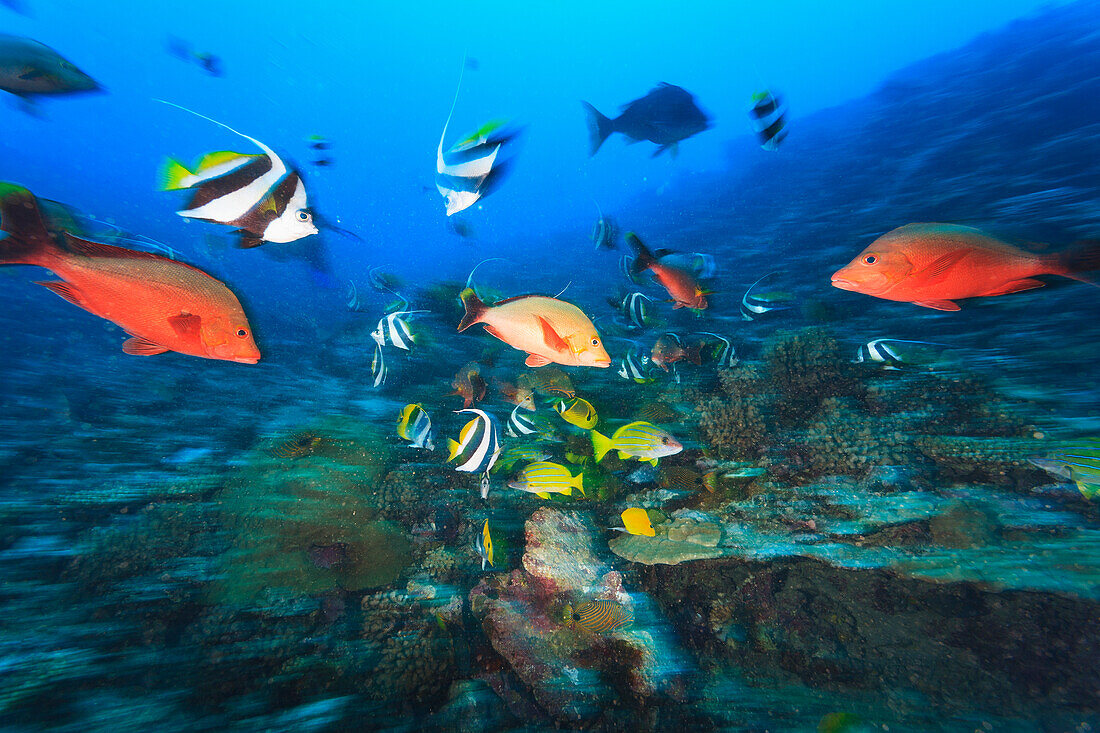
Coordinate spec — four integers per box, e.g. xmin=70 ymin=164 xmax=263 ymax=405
xmin=830 ymin=223 xmax=1100 ymax=311
xmin=0 ymin=183 xmax=260 ymax=363
xmin=508 ymin=461 xmax=585 ymax=499
xmin=156 ymin=102 xmax=317 ymax=249
xmin=372 ymin=310 xmax=426 ymax=351
xmin=651 ymin=333 xmax=702 ymax=371
xmin=567 ymin=600 xmax=632 ymax=633
xmin=698 ymin=332 xmax=737 ymax=368
xmin=614 ymin=507 xmax=656 ymax=537
xmin=447 ymin=408 xmax=501 ymax=476
xmin=451 ymin=361 xmax=487 ymax=408
xmin=592 ymin=214 xmax=617 ymax=250
xmin=0 ymin=34 xmax=101 ymax=99
xmin=741 ymin=272 xmax=792 ymax=320
xmin=617 ymin=350 xmax=653 ymax=383
xmin=619 ymin=254 xmax=638 ymax=284
xmin=458 ymin=288 xmax=611 ymax=368
xmin=626 ymin=232 xmax=708 ymax=310
xmin=475 ymin=519 xmax=494 ymax=570
xmin=854 ymin=338 xmax=939 ymax=371
xmin=554 ymin=397 xmax=598 ymax=430
xmin=1029 ymin=438 xmax=1100 ymax=500
xmin=370 ymin=342 xmax=387 ymax=388
xmin=583 ymin=82 xmax=711 ymax=157
xmin=619 ymin=291 xmax=652 ymax=330
xmin=506 ymin=404 xmax=539 ymax=438
xmin=397 ymin=403 xmax=434 ymax=450
xmin=749 ymin=89 xmax=787 ymax=151
xmin=591 ymin=421 xmax=682 ymax=465
xmin=344 ymin=280 xmax=365 ymax=312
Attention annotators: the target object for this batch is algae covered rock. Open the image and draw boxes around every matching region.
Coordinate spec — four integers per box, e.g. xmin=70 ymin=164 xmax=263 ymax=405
xmin=522 ymin=507 xmax=610 ymax=595
xmin=610 ymin=514 xmax=726 ymax=565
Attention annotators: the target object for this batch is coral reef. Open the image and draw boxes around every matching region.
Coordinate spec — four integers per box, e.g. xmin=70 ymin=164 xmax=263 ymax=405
xmin=609 ymin=512 xmax=725 ymax=565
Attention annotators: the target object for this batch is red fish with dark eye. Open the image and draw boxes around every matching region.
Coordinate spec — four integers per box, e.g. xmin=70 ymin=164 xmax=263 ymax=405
xmin=626 ymin=232 xmax=708 ymax=310
xmin=831 ymin=223 xmax=1100 ymax=311
xmin=650 ymin=333 xmax=702 ymax=371
xmin=0 ymin=183 xmax=260 ymax=362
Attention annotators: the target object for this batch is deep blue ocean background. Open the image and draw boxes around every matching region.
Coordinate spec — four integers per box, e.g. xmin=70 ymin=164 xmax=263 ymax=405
xmin=2 ymin=1 xmax=1099 ymax=731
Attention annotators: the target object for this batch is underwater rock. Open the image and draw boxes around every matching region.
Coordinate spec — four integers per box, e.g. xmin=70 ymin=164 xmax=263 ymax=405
xmin=609 ymin=513 xmax=725 ymax=566
xmin=928 ymin=501 xmax=999 ymax=549
xmin=522 ymin=507 xmax=610 ymax=596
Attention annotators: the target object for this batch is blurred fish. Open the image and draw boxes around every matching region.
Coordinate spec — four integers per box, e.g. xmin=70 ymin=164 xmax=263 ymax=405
xmin=749 ymin=89 xmax=787 ymax=151
xmin=627 ymin=232 xmax=708 ymax=310
xmin=660 ymin=466 xmax=705 ymax=492
xmin=312 ymin=158 xmax=334 ymax=167
xmin=854 ymin=338 xmax=939 ymax=370
xmin=475 ymin=519 xmax=493 ymax=570
xmin=554 ymin=396 xmax=598 ymax=430
xmin=614 ymin=507 xmax=655 ymax=536
xmin=509 ymin=461 xmax=584 ymax=499
xmin=518 ymin=368 xmax=575 ymax=400
xmin=617 ymin=349 xmax=654 ymax=383
xmin=0 ymin=183 xmax=260 ymax=363
xmin=448 ymin=217 xmax=474 ymax=238
xmin=626 ymin=463 xmax=660 ymax=484
xmin=506 ymin=404 xmax=539 ymax=437
xmin=831 ymin=224 xmax=1100 ymax=311
xmin=308 ymin=135 xmax=330 ymax=151
xmin=636 ymin=400 xmax=681 ymax=425
xmin=494 ymin=444 xmax=552 ymax=473
xmin=271 ymin=431 xmax=325 ymax=459
xmin=741 ymin=272 xmax=792 ymax=320
xmin=157 ymin=104 xmax=316 ymax=248
xmin=370 ymin=342 xmax=387 ymax=388
xmin=458 ymin=288 xmax=610 ymax=368
xmin=450 ymin=361 xmax=487 ymax=408
xmin=619 ymin=254 xmax=638 ymax=284
xmin=583 ymin=83 xmax=711 ymax=157
xmin=1030 ymin=438 xmax=1100 ymax=499
xmin=657 ymin=250 xmax=717 ymax=280
xmin=591 ymin=210 xmax=618 ymax=250
xmin=499 ymin=382 xmax=535 ymax=411
xmin=368 ymin=266 xmax=404 ymax=295
xmin=397 ymin=403 xmax=434 ymax=450
xmin=166 ymin=36 xmax=223 ymax=77
xmin=447 ymin=408 xmax=501 ymax=477
xmin=372 ymin=310 xmax=426 ymax=351
xmin=0 ymin=34 xmax=101 ymax=100
xmin=618 ymin=291 xmax=652 ymax=329
xmin=651 ymin=333 xmax=701 ymax=371
xmin=345 ymin=280 xmax=366 ymax=311
xmin=592 ymin=421 xmax=682 ymax=465
xmin=567 ymin=599 xmax=632 ymax=633
xmin=698 ymin=332 xmax=737 ymax=368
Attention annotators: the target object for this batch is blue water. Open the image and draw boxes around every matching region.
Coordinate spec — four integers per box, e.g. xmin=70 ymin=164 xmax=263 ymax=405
xmin=2 ymin=0 xmax=1099 ymax=730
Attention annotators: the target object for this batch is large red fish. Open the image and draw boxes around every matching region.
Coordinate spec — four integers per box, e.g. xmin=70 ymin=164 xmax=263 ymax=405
xmin=831 ymin=223 xmax=1100 ymax=311
xmin=626 ymin=232 xmax=707 ymax=310
xmin=0 ymin=183 xmax=260 ymax=363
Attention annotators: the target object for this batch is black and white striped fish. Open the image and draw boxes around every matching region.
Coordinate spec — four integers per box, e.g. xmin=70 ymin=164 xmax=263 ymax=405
xmin=749 ymin=89 xmax=787 ymax=151
xmin=506 ymin=404 xmax=539 ymax=437
xmin=371 ymin=310 xmax=427 ymax=351
xmin=741 ymin=272 xmax=790 ymax=321
xmin=699 ymin=332 xmax=737 ymax=368
xmin=156 ymin=102 xmax=317 ymax=249
xmin=619 ymin=254 xmax=638 ymax=284
xmin=617 ymin=350 xmax=653 ymax=383
xmin=620 ymin=292 xmax=652 ymax=330
xmin=447 ymin=408 xmax=502 ymax=477
xmin=854 ymin=339 xmax=937 ymax=371
xmin=345 ymin=280 xmax=365 ymax=312
xmin=592 ymin=216 xmax=617 ymax=250
xmin=370 ymin=342 xmax=387 ymax=388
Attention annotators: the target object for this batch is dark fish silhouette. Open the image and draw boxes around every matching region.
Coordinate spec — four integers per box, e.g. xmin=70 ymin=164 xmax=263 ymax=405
xmin=0 ymin=34 xmax=100 ymax=99
xmin=583 ymin=83 xmax=710 ymax=157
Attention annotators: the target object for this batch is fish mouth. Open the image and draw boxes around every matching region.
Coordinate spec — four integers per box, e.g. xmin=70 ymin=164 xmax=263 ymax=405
xmin=830 ymin=277 xmax=858 ymax=291
xmin=593 ymin=358 xmax=612 ymax=368
xmin=234 ymin=356 xmax=260 ymax=364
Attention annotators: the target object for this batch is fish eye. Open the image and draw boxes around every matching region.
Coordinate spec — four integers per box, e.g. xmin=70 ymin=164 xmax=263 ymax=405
xmin=572 ymin=613 xmax=581 ymax=621
xmin=236 ymin=328 xmax=248 ymax=338
xmin=591 ymin=338 xmax=600 ymax=346
xmin=296 ymin=210 xmax=310 ymax=222
xmin=862 ymin=254 xmax=878 ymax=265
xmin=661 ymin=437 xmax=670 ymax=445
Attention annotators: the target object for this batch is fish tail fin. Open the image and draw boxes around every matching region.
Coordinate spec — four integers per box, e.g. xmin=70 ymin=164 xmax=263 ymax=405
xmin=156 ymin=157 xmax=193 ymax=191
xmin=1054 ymin=240 xmax=1100 ymax=286
xmin=591 ymin=430 xmax=612 ymax=462
xmin=582 ymin=101 xmax=613 ymax=157
xmin=625 ymin=232 xmax=655 ymax=274
xmin=686 ymin=343 xmax=703 ymax=365
xmin=446 ymin=439 xmax=462 ymax=462
xmin=0 ymin=183 xmax=58 ymax=268
xmin=573 ymin=472 xmax=585 ymax=496
xmin=457 ymin=287 xmax=488 ymax=331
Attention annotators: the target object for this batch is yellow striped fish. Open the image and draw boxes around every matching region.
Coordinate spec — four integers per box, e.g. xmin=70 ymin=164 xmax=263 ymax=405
xmin=567 ymin=600 xmax=631 ymax=633
xmin=554 ymin=397 xmax=598 ymax=430
xmin=591 ymin=421 xmax=682 ymax=465
xmin=508 ymin=461 xmax=584 ymax=499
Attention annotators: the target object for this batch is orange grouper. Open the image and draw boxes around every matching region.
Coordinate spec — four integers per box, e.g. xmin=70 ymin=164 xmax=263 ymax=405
xmin=831 ymin=223 xmax=1100 ymax=311
xmin=0 ymin=183 xmax=261 ymax=363
xmin=457 ymin=288 xmax=611 ymax=368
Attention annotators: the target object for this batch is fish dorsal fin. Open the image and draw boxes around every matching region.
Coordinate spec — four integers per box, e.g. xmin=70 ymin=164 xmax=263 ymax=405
xmin=122 ymin=336 xmax=170 ymax=356
xmin=493 ymin=293 xmax=540 ymax=306
xmin=914 ymin=249 xmax=970 ymax=283
xmin=36 ymin=280 xmax=87 ymax=309
xmin=168 ymin=313 xmax=202 ymax=338
xmin=196 ymin=151 xmax=255 ymax=172
xmin=63 ymin=232 xmax=164 ymax=260
xmin=536 ymin=316 xmax=569 ymax=353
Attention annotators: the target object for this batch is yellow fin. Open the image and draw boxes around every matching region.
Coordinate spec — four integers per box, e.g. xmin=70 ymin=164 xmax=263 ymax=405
xmin=156 ymin=157 xmax=192 ymax=191
xmin=591 ymin=430 xmax=612 ymax=462
xmin=447 ymin=439 xmax=461 ymax=462
xmin=536 ymin=491 xmax=550 ymax=500
xmin=195 ymin=151 xmax=253 ymax=172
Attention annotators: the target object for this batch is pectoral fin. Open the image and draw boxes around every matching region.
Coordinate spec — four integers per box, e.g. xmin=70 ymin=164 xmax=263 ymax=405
xmin=168 ymin=313 xmax=202 ymax=338
xmin=525 ymin=353 xmax=552 ymax=367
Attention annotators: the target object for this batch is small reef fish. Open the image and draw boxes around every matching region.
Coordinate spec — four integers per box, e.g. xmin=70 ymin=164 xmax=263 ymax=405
xmin=506 ymin=404 xmax=539 ymax=438
xmin=166 ymin=36 xmax=223 ymax=77
xmin=619 ymin=254 xmax=638 ymax=284
xmin=854 ymin=338 xmax=937 ymax=370
xmin=555 ymin=397 xmax=598 ymax=430
xmin=498 ymin=382 xmax=535 ymax=411
xmin=592 ymin=214 xmax=617 ymax=250
xmin=271 ymin=431 xmax=325 ymax=459
xmin=741 ymin=272 xmax=791 ymax=320
xmin=508 ymin=461 xmax=585 ymax=499
xmin=657 ymin=250 xmax=718 ymax=280
xmin=458 ymin=288 xmax=611 ymax=368
xmin=617 ymin=350 xmax=653 ymax=383
xmin=344 ymin=280 xmax=365 ymax=312
xmin=651 ymin=333 xmax=702 ymax=371
xmin=370 ymin=342 xmax=387 ymax=388
xmin=583 ymin=82 xmax=711 ymax=157
xmin=567 ymin=600 xmax=632 ymax=633
xmin=619 ymin=291 xmax=652 ymax=330
xmin=518 ymin=368 xmax=575 ymax=400
xmin=451 ymin=361 xmax=487 ymax=408
xmin=495 ymin=444 xmax=552 ymax=474
xmin=626 ymin=232 xmax=708 ymax=310
xmin=1030 ymin=438 xmax=1100 ymax=499
xmin=0 ymin=34 xmax=101 ymax=100
xmin=397 ymin=403 xmax=434 ymax=451
xmin=831 ymin=223 xmax=1100 ymax=311
xmin=447 ymin=408 xmax=502 ymax=476
xmin=371 ymin=310 xmax=426 ymax=351
xmin=591 ymin=421 xmax=683 ymax=465
xmin=475 ymin=519 xmax=494 ymax=570
xmin=749 ymin=89 xmax=787 ymax=151
xmin=698 ymin=332 xmax=737 ymax=368
xmin=0 ymin=183 xmax=260 ymax=363
xmin=157 ymin=102 xmax=317 ymax=249
xmin=615 ymin=507 xmax=656 ymax=537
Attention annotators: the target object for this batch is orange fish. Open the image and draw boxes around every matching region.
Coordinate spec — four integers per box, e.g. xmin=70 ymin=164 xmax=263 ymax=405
xmin=450 ymin=361 xmax=487 ymax=408
xmin=626 ymin=232 xmax=707 ymax=310
xmin=458 ymin=288 xmax=610 ymax=368
xmin=0 ymin=184 xmax=260 ymax=363
xmin=831 ymin=223 xmax=1100 ymax=311
xmin=651 ymin=333 xmax=701 ymax=371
